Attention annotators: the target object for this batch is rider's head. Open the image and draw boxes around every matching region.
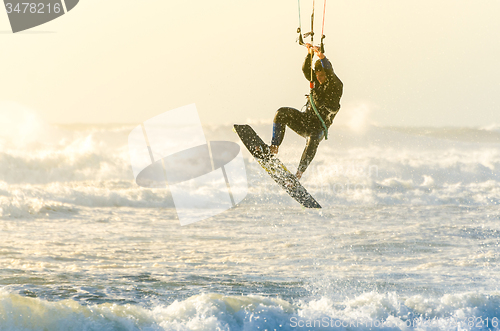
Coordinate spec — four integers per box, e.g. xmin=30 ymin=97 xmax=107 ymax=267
xmin=314 ymin=60 xmax=327 ymax=85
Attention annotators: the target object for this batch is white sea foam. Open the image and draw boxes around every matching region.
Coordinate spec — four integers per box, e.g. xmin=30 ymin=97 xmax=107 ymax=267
xmin=1 ymin=290 xmax=500 ymax=331
xmin=1 ymin=121 xmax=499 ymax=218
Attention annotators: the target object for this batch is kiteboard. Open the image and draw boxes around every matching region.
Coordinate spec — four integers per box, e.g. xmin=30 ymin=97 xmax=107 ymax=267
xmin=234 ymin=124 xmax=321 ymax=209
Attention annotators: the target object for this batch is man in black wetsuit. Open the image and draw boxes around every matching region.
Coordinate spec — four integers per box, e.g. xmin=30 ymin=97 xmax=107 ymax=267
xmin=270 ymin=44 xmax=343 ymax=180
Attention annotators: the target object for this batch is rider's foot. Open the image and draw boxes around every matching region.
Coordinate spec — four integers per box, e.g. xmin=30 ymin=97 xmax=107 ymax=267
xmin=270 ymin=145 xmax=279 ymax=155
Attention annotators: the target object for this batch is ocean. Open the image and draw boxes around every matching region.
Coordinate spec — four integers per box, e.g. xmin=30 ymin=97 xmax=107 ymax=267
xmin=1 ymin=113 xmax=500 ymax=330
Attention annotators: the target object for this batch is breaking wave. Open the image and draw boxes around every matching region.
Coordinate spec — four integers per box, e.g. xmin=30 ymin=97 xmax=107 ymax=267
xmin=1 ymin=290 xmax=500 ymax=331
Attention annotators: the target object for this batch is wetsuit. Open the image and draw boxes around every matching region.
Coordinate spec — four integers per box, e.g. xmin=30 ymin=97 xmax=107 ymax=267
xmin=271 ymin=53 xmax=343 ymax=174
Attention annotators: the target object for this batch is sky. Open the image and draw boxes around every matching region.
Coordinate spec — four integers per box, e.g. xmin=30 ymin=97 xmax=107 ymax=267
xmin=1 ymin=0 xmax=499 ymax=127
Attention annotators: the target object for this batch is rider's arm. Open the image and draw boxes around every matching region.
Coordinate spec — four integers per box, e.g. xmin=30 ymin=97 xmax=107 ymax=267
xmin=302 ymin=53 xmax=314 ymax=82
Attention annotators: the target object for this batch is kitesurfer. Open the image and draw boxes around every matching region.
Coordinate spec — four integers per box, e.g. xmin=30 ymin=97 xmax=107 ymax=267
xmin=270 ymin=43 xmax=343 ymax=179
